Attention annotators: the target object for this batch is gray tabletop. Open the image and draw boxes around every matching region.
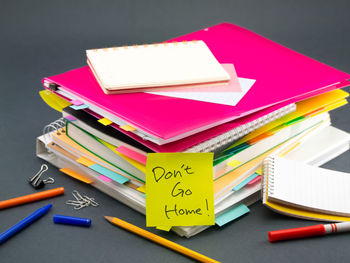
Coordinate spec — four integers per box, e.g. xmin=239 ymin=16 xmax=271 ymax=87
xmin=1 ymin=1 xmax=350 ymax=262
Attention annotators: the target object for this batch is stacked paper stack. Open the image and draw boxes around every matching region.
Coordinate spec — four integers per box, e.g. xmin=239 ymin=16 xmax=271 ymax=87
xmin=36 ymin=23 xmax=350 ymax=237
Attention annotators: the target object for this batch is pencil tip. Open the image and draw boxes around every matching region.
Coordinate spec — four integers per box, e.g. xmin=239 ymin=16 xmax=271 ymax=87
xmin=104 ymin=216 xmax=113 ymax=222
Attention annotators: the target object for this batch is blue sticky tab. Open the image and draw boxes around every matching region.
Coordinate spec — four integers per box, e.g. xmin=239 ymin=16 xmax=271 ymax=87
xmin=141 ymin=193 xmax=146 ymax=198
xmin=89 ymin=164 xmax=130 ymax=184
xmin=215 ymin=204 xmax=250 ymax=227
xmin=232 ymin=173 xmax=259 ymax=191
xmin=70 ymin=104 xmax=89 ymax=110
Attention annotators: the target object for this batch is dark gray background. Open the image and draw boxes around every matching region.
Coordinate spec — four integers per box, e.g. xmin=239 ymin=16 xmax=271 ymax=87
xmin=1 ymin=0 xmax=350 ymax=262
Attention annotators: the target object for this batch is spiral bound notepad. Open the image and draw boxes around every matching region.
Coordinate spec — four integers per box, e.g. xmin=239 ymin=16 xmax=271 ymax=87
xmin=262 ymin=156 xmax=350 ymax=217
xmin=86 ymin=40 xmax=230 ymax=93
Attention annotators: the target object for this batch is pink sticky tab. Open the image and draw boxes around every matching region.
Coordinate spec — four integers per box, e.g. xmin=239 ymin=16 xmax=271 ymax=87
xmin=247 ymin=175 xmax=261 ymax=185
xmin=64 ymin=115 xmax=76 ymax=121
xmin=99 ymin=175 xmax=112 ymax=182
xmin=115 ymin=146 xmax=147 ymax=165
xmin=71 ymin=99 xmax=84 ymax=106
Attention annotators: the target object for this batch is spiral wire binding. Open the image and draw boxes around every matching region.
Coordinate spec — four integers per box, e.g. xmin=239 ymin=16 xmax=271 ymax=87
xmin=185 ymin=103 xmax=296 ymax=153
xmin=262 ymin=156 xmax=276 ymax=200
xmin=43 ymin=117 xmax=66 ymax=140
xmin=87 ymin=40 xmax=200 ymax=53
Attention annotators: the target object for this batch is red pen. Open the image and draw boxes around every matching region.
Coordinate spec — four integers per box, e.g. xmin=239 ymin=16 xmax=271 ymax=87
xmin=268 ymin=222 xmax=350 ymax=242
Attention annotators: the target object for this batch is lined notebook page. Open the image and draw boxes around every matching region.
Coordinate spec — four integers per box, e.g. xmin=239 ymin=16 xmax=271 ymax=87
xmin=267 ymin=156 xmax=350 ymax=216
xmin=86 ymin=40 xmax=230 ymax=90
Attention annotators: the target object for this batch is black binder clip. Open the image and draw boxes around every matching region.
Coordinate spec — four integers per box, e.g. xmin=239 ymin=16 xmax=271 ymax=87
xmin=28 ymin=164 xmax=55 ymax=189
xmin=48 ymin=83 xmax=59 ymax=91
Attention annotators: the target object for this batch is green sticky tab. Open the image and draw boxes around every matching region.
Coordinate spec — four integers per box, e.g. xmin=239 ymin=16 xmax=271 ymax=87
xmin=215 ymin=204 xmax=250 ymax=227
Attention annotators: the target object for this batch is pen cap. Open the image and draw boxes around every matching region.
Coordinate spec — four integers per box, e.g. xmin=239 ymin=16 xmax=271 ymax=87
xmin=268 ymin=224 xmax=325 ymax=242
xmin=53 ymin=215 xmax=91 ymax=227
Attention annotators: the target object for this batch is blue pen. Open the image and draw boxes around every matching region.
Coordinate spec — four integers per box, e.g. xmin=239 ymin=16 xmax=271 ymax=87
xmin=0 ymin=204 xmax=52 ymax=245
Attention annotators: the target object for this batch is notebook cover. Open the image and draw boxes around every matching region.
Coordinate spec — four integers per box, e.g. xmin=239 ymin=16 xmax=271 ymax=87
xmin=43 ymin=23 xmax=350 ymax=140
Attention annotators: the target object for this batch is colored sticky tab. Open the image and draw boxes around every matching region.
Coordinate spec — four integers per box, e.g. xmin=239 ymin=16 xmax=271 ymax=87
xmin=215 ymin=204 xmax=250 ymax=227
xmin=255 ymin=167 xmax=262 ymax=175
xmin=156 ymin=225 xmax=172 ymax=232
xmin=120 ymin=125 xmax=136 ymax=131
xmin=227 ymin=160 xmax=242 ymax=168
xmin=70 ymin=104 xmax=89 ymax=110
xmin=64 ymin=115 xmax=76 ymax=121
xmin=98 ymin=117 xmax=113 ymax=126
xmin=116 ymin=146 xmax=147 ymax=165
xmin=39 ymin=90 xmax=71 ymax=112
xmin=137 ymin=185 xmax=146 ymax=193
xmin=89 ymin=164 xmax=130 ymax=184
xmin=76 ymin=157 xmax=95 ymax=167
xmin=141 ymin=193 xmax=146 ymax=198
xmin=232 ymin=173 xmax=259 ymax=191
xmin=59 ymin=168 xmax=93 ymax=184
xmin=146 ymin=153 xmax=215 ymax=227
xmin=247 ymin=175 xmax=261 ymax=185
xmin=70 ymin=99 xmax=84 ymax=106
xmin=99 ymin=175 xmax=112 ymax=182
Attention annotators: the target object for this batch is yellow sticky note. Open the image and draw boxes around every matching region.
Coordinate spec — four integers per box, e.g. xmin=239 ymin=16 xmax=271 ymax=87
xmin=39 ymin=90 xmax=71 ymax=112
xmin=254 ymin=167 xmax=262 ymax=175
xmin=120 ymin=125 xmax=136 ymax=131
xmin=59 ymin=168 xmax=93 ymax=184
xmin=227 ymin=160 xmax=242 ymax=168
xmin=137 ymin=185 xmax=146 ymax=193
xmin=76 ymin=157 xmax=95 ymax=167
xmin=156 ymin=225 xmax=172 ymax=232
xmin=146 ymin=153 xmax=215 ymax=227
xmin=98 ymin=117 xmax=113 ymax=126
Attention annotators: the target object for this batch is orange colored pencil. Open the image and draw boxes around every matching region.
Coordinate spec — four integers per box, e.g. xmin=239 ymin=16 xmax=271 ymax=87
xmin=0 ymin=187 xmax=64 ymax=210
xmin=105 ymin=216 xmax=220 ymax=263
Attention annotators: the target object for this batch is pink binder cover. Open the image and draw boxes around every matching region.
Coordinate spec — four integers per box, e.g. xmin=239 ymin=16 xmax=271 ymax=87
xmin=43 ymin=23 xmax=350 ymax=140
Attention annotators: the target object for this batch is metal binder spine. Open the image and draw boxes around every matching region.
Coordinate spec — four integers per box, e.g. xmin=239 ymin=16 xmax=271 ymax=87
xmin=42 ymin=117 xmax=66 ymax=139
xmin=185 ymin=103 xmax=296 ymax=153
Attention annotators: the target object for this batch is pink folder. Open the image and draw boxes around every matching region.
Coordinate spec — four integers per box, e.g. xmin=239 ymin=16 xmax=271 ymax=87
xmin=43 ymin=23 xmax=350 ymax=140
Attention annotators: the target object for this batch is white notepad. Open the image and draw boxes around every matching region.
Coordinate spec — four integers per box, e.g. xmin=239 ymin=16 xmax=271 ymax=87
xmin=86 ymin=40 xmax=230 ymax=93
xmin=263 ymin=156 xmax=350 ymax=216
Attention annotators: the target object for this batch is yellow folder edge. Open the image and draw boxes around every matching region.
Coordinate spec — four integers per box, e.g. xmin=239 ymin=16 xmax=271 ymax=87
xmin=39 ymin=90 xmax=72 ymax=112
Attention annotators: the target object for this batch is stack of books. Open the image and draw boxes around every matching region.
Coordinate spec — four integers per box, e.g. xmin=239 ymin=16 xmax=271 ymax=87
xmin=36 ymin=23 xmax=350 ymax=237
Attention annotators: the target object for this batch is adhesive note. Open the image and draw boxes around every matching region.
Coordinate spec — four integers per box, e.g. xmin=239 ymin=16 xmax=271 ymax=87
xmin=39 ymin=90 xmax=71 ymax=112
xmin=99 ymin=175 xmax=112 ymax=182
xmin=64 ymin=115 xmax=76 ymax=121
xmin=232 ymin=173 xmax=259 ymax=191
xmin=59 ymin=168 xmax=93 ymax=184
xmin=227 ymin=160 xmax=242 ymax=168
xmin=146 ymin=153 xmax=215 ymax=227
xmin=215 ymin=204 xmax=250 ymax=227
xmin=70 ymin=104 xmax=89 ymax=110
xmin=156 ymin=225 xmax=172 ymax=232
xmin=70 ymin=99 xmax=84 ymax=106
xmin=120 ymin=125 xmax=136 ymax=131
xmin=115 ymin=146 xmax=147 ymax=165
xmin=247 ymin=175 xmax=261 ymax=185
xmin=137 ymin=185 xmax=146 ymax=193
xmin=98 ymin=117 xmax=113 ymax=126
xmin=76 ymin=157 xmax=95 ymax=167
xmin=90 ymin=164 xmax=130 ymax=184
xmin=255 ymin=167 xmax=262 ymax=175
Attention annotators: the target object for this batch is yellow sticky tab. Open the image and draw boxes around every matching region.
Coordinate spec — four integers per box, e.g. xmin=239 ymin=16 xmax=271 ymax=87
xmin=98 ymin=118 xmax=113 ymax=126
xmin=120 ymin=125 xmax=136 ymax=131
xmin=146 ymin=153 xmax=215 ymax=227
xmin=227 ymin=160 xmax=242 ymax=168
xmin=137 ymin=185 xmax=146 ymax=193
xmin=39 ymin=90 xmax=71 ymax=112
xmin=255 ymin=167 xmax=262 ymax=175
xmin=156 ymin=225 xmax=172 ymax=232
xmin=59 ymin=168 xmax=93 ymax=184
xmin=76 ymin=157 xmax=95 ymax=167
